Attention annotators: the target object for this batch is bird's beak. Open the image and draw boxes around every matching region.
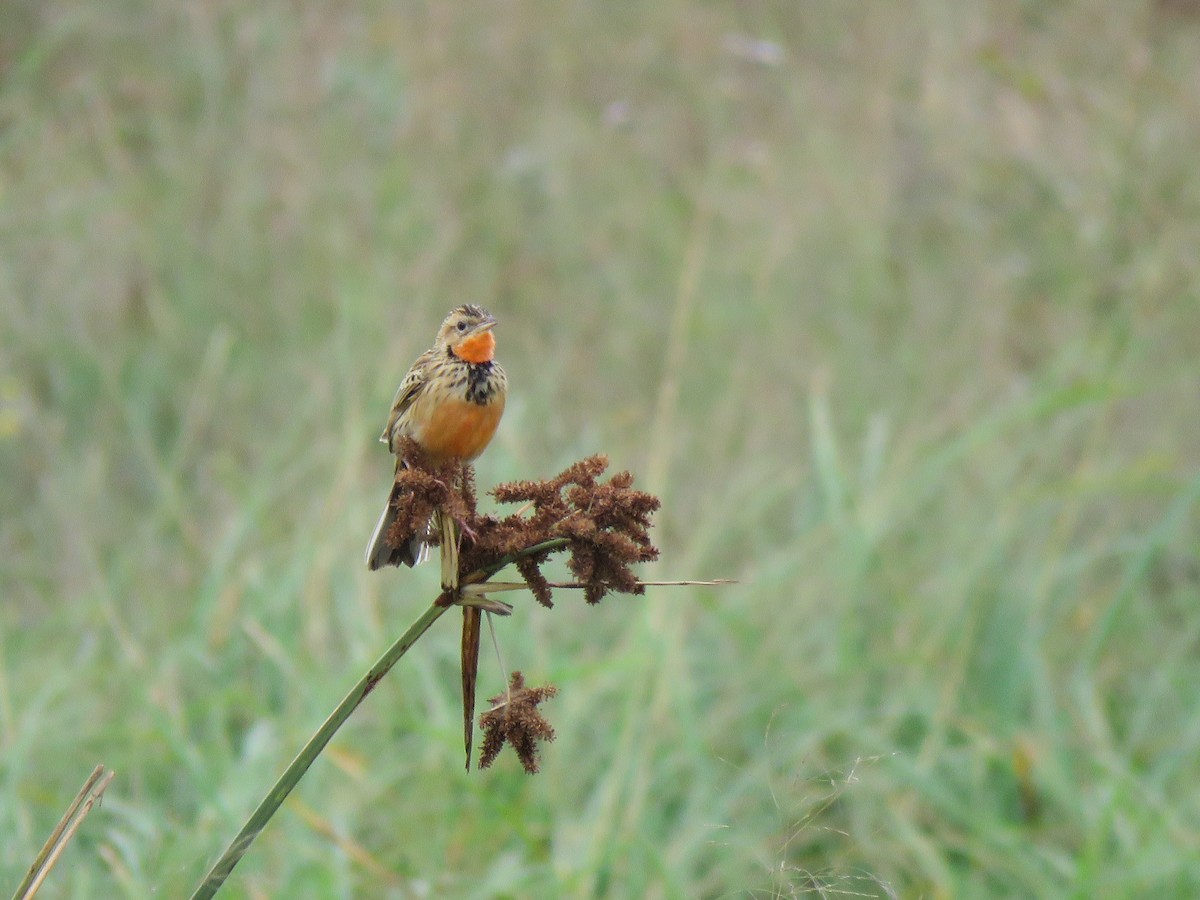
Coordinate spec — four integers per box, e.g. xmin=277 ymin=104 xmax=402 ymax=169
xmin=470 ymin=318 xmax=497 ymax=335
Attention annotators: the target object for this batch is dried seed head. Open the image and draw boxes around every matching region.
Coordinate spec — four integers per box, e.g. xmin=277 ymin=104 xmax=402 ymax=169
xmin=478 ymin=672 xmax=558 ymax=773
xmin=456 ymin=455 xmax=660 ymax=605
xmin=388 ymin=450 xmax=660 ymax=605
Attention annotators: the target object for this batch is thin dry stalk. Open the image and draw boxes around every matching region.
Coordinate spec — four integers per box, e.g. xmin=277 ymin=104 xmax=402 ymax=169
xmin=13 ymin=765 xmax=115 ymax=900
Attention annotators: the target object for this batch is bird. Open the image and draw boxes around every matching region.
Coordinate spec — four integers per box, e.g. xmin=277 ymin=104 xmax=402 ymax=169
xmin=365 ymin=305 xmax=508 ymax=570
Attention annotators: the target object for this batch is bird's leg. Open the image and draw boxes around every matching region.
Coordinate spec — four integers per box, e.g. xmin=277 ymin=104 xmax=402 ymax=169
xmin=457 ymin=517 xmax=480 ymax=544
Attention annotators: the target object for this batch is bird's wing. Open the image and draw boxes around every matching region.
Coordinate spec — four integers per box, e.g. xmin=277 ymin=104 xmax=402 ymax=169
xmin=380 ymin=349 xmax=434 ymax=452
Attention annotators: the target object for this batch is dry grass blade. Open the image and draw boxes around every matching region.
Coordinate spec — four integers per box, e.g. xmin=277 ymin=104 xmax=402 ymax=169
xmin=13 ymin=765 xmax=115 ymax=900
xmin=435 ymin=509 xmax=483 ymax=771
xmin=461 ymin=603 xmax=482 ymax=771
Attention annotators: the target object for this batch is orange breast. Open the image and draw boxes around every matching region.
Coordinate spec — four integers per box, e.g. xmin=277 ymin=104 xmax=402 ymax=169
xmin=415 ymin=396 xmax=504 ymax=462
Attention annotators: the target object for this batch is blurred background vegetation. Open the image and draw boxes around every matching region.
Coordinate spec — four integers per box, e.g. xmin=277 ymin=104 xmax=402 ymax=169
xmin=2 ymin=0 xmax=1199 ymax=896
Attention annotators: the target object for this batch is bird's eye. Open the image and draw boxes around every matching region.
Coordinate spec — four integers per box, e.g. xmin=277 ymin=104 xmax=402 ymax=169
xmin=456 ymin=321 xmax=468 ymax=332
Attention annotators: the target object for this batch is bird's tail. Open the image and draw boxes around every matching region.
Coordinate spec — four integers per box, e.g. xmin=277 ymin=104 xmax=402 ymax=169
xmin=365 ymin=488 xmax=429 ymax=570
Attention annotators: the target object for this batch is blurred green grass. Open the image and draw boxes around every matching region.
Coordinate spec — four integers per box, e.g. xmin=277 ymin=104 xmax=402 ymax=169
xmin=2 ymin=0 xmax=1200 ymax=896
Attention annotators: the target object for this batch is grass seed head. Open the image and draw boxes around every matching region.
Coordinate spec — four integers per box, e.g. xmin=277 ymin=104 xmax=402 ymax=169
xmin=478 ymin=672 xmax=558 ymax=773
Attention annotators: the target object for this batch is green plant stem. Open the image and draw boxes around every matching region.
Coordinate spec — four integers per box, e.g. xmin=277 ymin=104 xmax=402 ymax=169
xmin=190 ymin=537 xmax=569 ymax=898
xmin=189 ymin=600 xmax=450 ymax=900
xmin=467 ymin=537 xmax=570 ymax=583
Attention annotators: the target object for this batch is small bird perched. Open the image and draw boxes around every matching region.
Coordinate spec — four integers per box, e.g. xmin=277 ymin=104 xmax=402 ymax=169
xmin=365 ymin=305 xmax=508 ymax=570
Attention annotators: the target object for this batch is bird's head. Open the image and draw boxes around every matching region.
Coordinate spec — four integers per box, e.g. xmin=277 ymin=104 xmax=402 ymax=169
xmin=439 ymin=305 xmax=497 ymax=364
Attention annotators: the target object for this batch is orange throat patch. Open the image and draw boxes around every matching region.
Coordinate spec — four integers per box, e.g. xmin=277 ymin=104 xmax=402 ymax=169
xmin=453 ymin=331 xmax=495 ymax=364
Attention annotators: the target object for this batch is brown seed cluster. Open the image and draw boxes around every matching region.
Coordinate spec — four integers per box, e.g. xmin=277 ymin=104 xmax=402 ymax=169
xmin=381 ymin=446 xmax=661 ymax=774
xmin=478 ymin=672 xmax=558 ymax=773
xmin=384 ymin=442 xmax=660 ymax=606
xmin=469 ymin=455 xmax=660 ymax=605
xmin=382 ymin=440 xmax=470 ymax=551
